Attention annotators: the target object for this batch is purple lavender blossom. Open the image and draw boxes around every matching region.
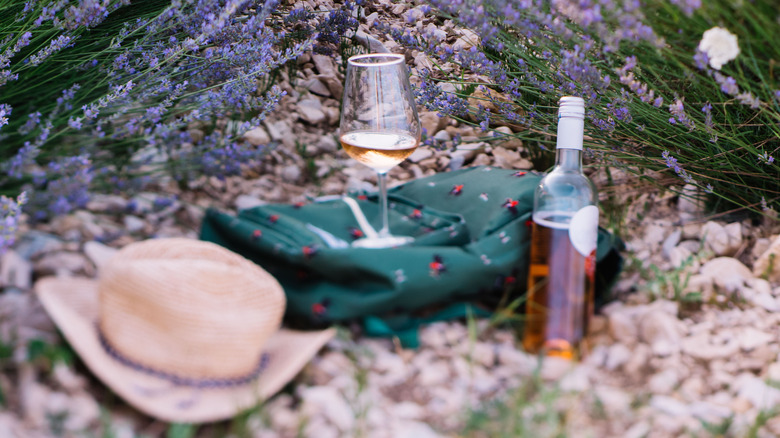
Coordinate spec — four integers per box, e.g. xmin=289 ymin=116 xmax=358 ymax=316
xmin=19 ymin=111 xmax=42 ymax=135
xmin=68 ymin=117 xmax=83 ymax=130
xmin=8 ymin=142 xmax=39 ymax=179
xmin=29 ymin=155 xmax=94 ymax=219
xmin=29 ymin=35 xmax=76 ymax=66
xmin=59 ymin=0 xmax=115 ymax=30
xmin=662 ymin=150 xmax=696 ymax=183
xmin=0 ymin=192 xmax=27 ymax=253
xmin=670 ymin=0 xmax=702 ymax=16
xmin=714 ymin=73 xmax=739 ymax=96
xmin=757 ymin=152 xmax=774 ymax=165
xmin=0 ymin=103 xmax=11 ymax=129
xmin=693 ymin=50 xmax=709 ymax=71
xmin=668 ymin=99 xmax=694 ymax=130
xmin=736 ymin=92 xmax=761 ymax=109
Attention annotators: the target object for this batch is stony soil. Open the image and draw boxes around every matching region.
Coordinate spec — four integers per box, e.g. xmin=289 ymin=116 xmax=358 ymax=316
xmin=2 ymin=1 xmax=780 ymax=437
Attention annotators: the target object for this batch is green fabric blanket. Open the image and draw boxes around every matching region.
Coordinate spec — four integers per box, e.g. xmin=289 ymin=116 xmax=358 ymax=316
xmin=200 ymin=166 xmax=623 ymax=347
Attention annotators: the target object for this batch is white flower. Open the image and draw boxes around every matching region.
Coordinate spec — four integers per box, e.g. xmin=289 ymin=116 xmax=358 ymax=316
xmin=697 ymin=27 xmax=739 ymax=70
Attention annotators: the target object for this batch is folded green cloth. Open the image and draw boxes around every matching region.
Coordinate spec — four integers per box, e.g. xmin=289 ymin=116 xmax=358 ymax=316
xmin=200 ymin=166 xmax=623 ymax=347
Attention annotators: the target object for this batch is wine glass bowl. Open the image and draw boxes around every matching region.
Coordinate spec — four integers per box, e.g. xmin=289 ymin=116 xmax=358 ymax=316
xmin=339 ymin=53 xmax=421 ymax=248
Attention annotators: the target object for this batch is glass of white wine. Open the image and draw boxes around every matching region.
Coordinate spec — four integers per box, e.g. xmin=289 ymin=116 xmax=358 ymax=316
xmin=339 ymin=53 xmax=421 ymax=248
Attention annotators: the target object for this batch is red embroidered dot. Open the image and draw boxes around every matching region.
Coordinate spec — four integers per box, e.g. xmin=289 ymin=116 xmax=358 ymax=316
xmin=312 ymin=303 xmax=326 ymax=315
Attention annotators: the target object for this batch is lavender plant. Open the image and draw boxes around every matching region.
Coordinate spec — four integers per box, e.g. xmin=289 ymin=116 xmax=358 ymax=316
xmin=386 ymin=0 xmax=779 ymax=215
xmin=0 ymin=0 xmax=360 ymax=246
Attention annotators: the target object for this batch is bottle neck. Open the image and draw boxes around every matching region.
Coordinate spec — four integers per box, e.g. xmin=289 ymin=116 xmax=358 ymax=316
xmin=554 ymin=148 xmax=583 ymax=171
xmin=555 ymin=114 xmax=584 ymax=171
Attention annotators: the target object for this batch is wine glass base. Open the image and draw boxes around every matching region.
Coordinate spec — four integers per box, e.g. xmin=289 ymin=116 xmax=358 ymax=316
xmin=351 ymin=235 xmax=414 ymax=249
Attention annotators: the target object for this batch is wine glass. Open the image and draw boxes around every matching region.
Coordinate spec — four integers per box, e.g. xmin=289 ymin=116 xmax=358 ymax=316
xmin=339 ymin=53 xmax=421 ymax=248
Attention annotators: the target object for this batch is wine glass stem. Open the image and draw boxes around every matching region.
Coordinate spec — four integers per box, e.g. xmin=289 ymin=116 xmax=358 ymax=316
xmin=377 ymin=171 xmax=390 ymax=238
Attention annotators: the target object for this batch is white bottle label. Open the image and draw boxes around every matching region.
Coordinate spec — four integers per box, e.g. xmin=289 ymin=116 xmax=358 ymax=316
xmin=569 ymin=205 xmax=599 ymax=257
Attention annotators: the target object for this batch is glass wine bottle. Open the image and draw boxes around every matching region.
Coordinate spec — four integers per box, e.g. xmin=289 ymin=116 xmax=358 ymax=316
xmin=522 ymin=96 xmax=599 ymax=360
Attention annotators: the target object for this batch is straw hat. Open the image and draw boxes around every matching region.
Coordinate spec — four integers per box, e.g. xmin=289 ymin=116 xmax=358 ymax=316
xmin=34 ymin=238 xmax=335 ymax=423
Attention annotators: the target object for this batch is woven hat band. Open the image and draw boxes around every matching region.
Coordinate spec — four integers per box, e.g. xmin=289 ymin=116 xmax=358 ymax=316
xmin=98 ymin=239 xmax=286 ymax=380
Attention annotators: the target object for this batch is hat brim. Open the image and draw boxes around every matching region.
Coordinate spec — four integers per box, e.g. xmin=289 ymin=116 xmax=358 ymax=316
xmin=35 ymin=276 xmax=335 ymax=424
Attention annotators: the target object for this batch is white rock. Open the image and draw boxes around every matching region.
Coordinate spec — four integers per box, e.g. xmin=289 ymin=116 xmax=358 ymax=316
xmin=496 ymin=345 xmax=536 ymax=375
xmin=408 ymin=147 xmax=434 ymax=163
xmin=281 ymin=164 xmax=302 ymax=183
xmin=82 ymin=241 xmax=117 ymax=270
xmin=737 ymin=327 xmax=775 ymax=351
xmin=20 ymin=368 xmax=50 ymax=427
xmin=86 ymin=194 xmax=128 ymax=212
xmin=302 ymin=417 xmax=340 ymax=438
xmin=681 ymin=333 xmax=740 ymax=361
xmin=354 ymin=30 xmax=391 ymax=54
xmin=392 ymin=420 xmax=442 ymax=438
xmin=734 ymin=374 xmax=780 ymax=410
xmin=297 ymin=98 xmax=327 ymax=124
xmin=403 ymin=6 xmax=426 ymax=22
xmin=0 ymin=250 xmax=32 ymax=290
xmin=607 ymin=309 xmax=640 ymax=345
xmin=753 ymin=234 xmax=780 ymax=283
xmin=298 ymin=386 xmax=355 ymax=432
xmin=767 ymin=361 xmax=780 ymax=381
xmin=425 ymin=25 xmax=447 ymax=42
xmin=318 ymin=135 xmax=339 ymax=153
xmin=605 ymin=343 xmax=632 ymax=370
xmin=594 ymin=386 xmax=632 ymax=416
xmin=559 ymin=364 xmax=591 ymax=392
xmin=639 ymin=309 xmax=685 ymax=344
xmin=417 ymin=360 xmax=450 ymax=386
xmin=750 ymin=292 xmax=780 ymax=312
xmin=470 ymin=342 xmax=496 ymax=368
xmin=662 ymin=229 xmax=682 ymax=259
xmin=304 ymin=77 xmax=331 ymax=96
xmin=650 ymin=395 xmax=690 ymax=417
xmin=34 ymin=252 xmax=88 ymax=276
xmin=414 ymin=52 xmax=433 ymax=70
xmin=244 ymin=126 xmax=271 ymax=146
xmin=701 ymin=221 xmax=741 ymax=256
xmin=52 ymin=363 xmax=86 ymax=393
xmin=264 ymin=120 xmax=294 ymax=147
xmin=648 ymin=368 xmax=679 ymax=394
xmin=678 ymin=184 xmax=705 ymax=214
xmin=123 ymin=215 xmax=145 ymax=233
xmin=234 ymin=195 xmax=266 ymax=211
xmin=689 ymin=401 xmax=732 ymax=422
xmin=540 ymin=356 xmax=575 ymax=380
xmin=453 ymin=28 xmax=480 ymax=51
xmin=684 ymin=274 xmax=714 ymax=300
xmin=624 ymin=421 xmax=651 ymax=438
xmin=700 ymin=257 xmax=752 ymax=293
xmin=65 ymin=391 xmax=100 ymax=431
xmin=651 ymin=338 xmax=680 ymax=357
xmin=643 ymin=224 xmax=668 ymax=248
xmin=433 ymin=130 xmax=451 ymax=142
xmin=418 ymin=111 xmax=447 ymax=136
xmin=311 ymin=54 xmax=338 ymax=77
xmin=748 ymin=278 xmax=773 ymax=296
xmin=390 ymin=402 xmax=425 ymax=420
xmin=438 ymin=82 xmax=457 ymax=94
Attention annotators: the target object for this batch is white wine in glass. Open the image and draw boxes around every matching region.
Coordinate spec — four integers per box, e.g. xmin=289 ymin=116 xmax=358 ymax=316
xmin=339 ymin=53 xmax=421 ymax=248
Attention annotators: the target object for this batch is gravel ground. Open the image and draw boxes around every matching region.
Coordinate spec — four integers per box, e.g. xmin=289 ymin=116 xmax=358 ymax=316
xmin=2 ymin=1 xmax=780 ymax=437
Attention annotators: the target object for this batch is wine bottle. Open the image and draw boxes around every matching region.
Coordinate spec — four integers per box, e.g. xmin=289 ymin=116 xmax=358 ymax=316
xmin=522 ymin=96 xmax=598 ymax=360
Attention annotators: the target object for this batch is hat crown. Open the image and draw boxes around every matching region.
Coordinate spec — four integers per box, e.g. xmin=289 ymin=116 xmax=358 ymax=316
xmin=98 ymin=238 xmax=285 ymax=380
